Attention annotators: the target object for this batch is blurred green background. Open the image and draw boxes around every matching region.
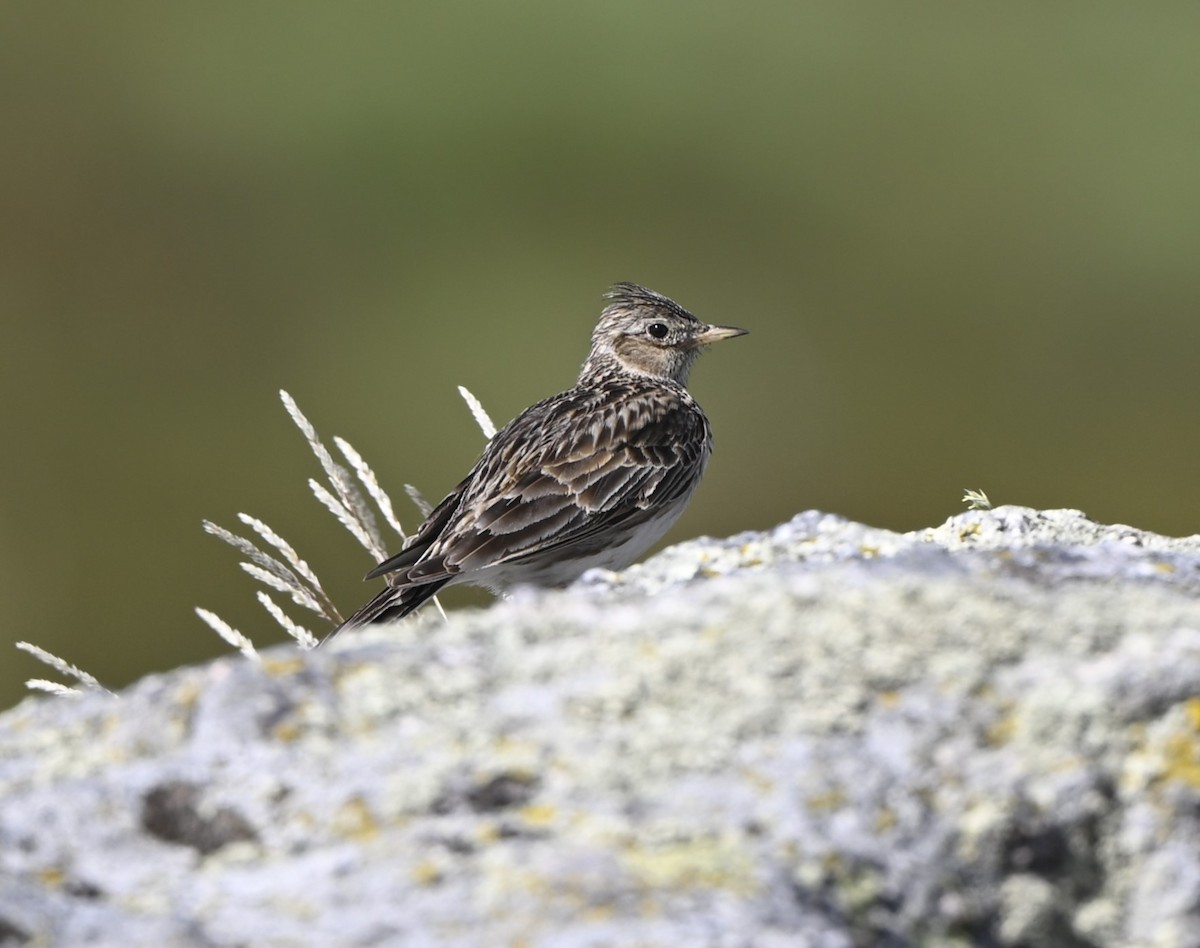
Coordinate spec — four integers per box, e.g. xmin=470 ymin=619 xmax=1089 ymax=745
xmin=3 ymin=4 xmax=1199 ymax=710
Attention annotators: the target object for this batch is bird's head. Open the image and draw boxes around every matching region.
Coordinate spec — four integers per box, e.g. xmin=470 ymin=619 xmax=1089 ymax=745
xmin=581 ymin=283 xmax=747 ymax=385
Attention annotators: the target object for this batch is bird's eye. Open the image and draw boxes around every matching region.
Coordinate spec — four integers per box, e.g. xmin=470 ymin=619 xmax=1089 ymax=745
xmin=647 ymin=322 xmax=669 ymax=340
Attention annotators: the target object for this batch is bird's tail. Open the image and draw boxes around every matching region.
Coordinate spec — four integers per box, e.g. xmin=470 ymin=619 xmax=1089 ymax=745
xmin=321 ymin=579 xmax=449 ymax=644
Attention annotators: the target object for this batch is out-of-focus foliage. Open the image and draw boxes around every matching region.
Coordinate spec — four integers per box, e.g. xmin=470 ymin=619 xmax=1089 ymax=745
xmin=3 ymin=3 xmax=1199 ymax=708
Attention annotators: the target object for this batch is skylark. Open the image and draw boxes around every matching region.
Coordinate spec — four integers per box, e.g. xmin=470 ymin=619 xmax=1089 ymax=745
xmin=329 ymin=283 xmax=746 ymax=638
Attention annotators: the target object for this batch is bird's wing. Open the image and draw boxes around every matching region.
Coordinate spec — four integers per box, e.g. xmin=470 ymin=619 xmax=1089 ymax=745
xmin=396 ymin=382 xmax=710 ymax=584
xmin=363 ymin=473 xmax=472 ymax=580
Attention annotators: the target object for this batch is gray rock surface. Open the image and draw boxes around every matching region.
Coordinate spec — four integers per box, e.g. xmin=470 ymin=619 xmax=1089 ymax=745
xmin=3 ymin=506 xmax=1200 ymax=946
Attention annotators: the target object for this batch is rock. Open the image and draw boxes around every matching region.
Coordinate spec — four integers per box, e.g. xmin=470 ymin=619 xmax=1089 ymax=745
xmin=2 ymin=507 xmax=1200 ymax=946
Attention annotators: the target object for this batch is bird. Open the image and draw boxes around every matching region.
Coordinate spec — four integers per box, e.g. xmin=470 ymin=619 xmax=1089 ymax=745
xmin=327 ymin=282 xmax=747 ymax=639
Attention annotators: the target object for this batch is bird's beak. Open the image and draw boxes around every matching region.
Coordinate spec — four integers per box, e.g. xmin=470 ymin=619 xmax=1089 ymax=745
xmin=692 ymin=324 xmax=749 ymax=347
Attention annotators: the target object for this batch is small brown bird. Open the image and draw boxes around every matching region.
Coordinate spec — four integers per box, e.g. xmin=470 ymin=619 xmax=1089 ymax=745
xmin=329 ymin=283 xmax=746 ymax=638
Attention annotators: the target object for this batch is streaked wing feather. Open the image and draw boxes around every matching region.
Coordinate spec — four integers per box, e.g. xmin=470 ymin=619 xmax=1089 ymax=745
xmin=425 ymin=381 xmax=709 ymax=576
xmin=363 ymin=473 xmax=472 ymax=580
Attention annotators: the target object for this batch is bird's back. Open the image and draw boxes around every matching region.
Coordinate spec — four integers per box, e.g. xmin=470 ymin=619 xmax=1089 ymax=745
xmin=408 ymin=373 xmax=712 ymax=588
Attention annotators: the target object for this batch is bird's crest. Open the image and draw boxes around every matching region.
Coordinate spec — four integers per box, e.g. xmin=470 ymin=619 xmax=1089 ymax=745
xmin=603 ymin=283 xmax=697 ymax=322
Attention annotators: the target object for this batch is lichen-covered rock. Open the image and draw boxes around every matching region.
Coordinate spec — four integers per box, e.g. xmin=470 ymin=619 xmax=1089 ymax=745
xmin=2 ymin=507 xmax=1199 ymax=946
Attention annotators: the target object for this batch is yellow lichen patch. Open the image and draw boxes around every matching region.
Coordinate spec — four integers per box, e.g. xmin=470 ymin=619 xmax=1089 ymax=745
xmin=876 ymin=691 xmax=901 ymax=709
xmin=518 ymin=803 xmax=558 ymax=827
xmin=411 ymin=860 xmax=443 ymax=886
xmin=859 ymin=545 xmax=880 ymax=558
xmin=38 ymin=866 xmax=65 ymax=887
xmin=577 ymin=905 xmax=617 ymax=926
xmin=839 ymin=865 xmax=885 ymax=913
xmin=173 ymin=678 xmax=203 ymax=712
xmin=986 ymin=711 xmax=1018 ymax=746
xmin=738 ymin=541 xmax=765 ymax=564
xmin=272 ymin=720 xmax=302 ymax=743
xmin=263 ymin=656 xmax=305 ymax=678
xmin=821 ymin=851 xmax=845 ymax=875
xmin=1185 ymin=698 xmax=1200 ymax=731
xmin=1152 ymin=561 xmax=1177 ymax=574
xmin=331 ymin=796 xmax=380 ymax=842
xmin=806 ymin=788 xmax=847 ymax=811
xmin=1161 ymin=698 xmax=1200 ymax=789
xmin=1122 ymin=701 xmax=1200 ymax=794
xmin=874 ymin=807 xmax=897 ymax=833
xmin=331 ymin=661 xmax=381 ymax=693
xmin=623 ymin=836 xmax=756 ymax=894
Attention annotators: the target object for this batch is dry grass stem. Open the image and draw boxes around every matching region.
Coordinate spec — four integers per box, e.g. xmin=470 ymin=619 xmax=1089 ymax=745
xmin=239 ymin=564 xmax=323 ymax=615
xmin=195 ymin=608 xmax=259 ymax=661
xmin=204 ymin=518 xmax=340 ymax=623
xmin=238 ymin=513 xmax=325 ymax=593
xmin=15 ymin=641 xmax=113 ymax=696
xmin=282 ymin=390 xmax=384 ymax=556
xmin=25 ymin=679 xmax=84 ymax=697
xmin=203 ymin=520 xmax=295 ymax=585
xmin=336 ymin=436 xmax=407 ymax=540
xmin=256 ymin=592 xmax=318 ymax=650
xmin=196 ymin=388 xmax=482 ymax=652
xmin=405 ymin=483 xmax=434 ymax=518
xmin=962 ymin=488 xmax=993 ymax=511
xmin=458 ymin=385 xmax=497 ymax=439
xmin=309 ymin=479 xmax=379 ymax=557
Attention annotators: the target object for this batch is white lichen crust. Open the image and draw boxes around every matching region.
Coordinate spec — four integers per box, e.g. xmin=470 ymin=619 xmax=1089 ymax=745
xmin=2 ymin=506 xmax=1199 ymax=946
